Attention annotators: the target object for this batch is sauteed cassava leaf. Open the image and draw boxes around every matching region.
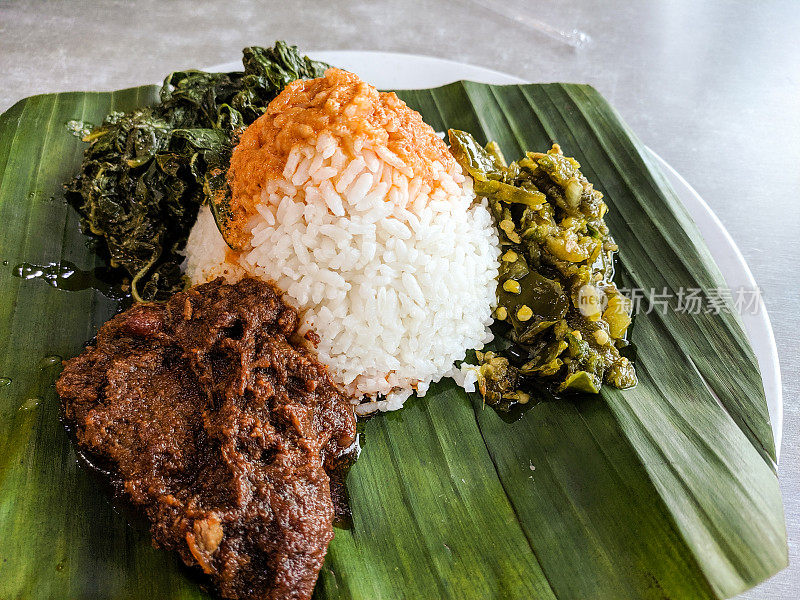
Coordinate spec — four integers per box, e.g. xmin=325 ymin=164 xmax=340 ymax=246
xmin=66 ymin=42 xmax=329 ymax=301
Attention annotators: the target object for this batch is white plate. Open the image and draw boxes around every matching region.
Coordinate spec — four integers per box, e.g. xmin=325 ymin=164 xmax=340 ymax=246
xmin=210 ymin=51 xmax=782 ymax=456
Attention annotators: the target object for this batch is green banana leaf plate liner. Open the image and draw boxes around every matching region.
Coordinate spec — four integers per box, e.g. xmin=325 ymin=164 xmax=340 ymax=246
xmin=0 ymin=79 xmax=787 ymax=599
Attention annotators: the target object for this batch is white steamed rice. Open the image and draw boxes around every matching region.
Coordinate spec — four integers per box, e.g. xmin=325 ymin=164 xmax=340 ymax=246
xmin=184 ymin=132 xmax=499 ymax=413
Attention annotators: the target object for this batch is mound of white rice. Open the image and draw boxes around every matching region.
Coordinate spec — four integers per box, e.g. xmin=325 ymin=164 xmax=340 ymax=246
xmin=184 ymin=132 xmax=499 ymax=413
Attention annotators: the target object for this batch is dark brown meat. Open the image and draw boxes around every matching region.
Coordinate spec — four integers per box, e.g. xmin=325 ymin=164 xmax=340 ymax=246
xmin=56 ymin=277 xmax=357 ymax=600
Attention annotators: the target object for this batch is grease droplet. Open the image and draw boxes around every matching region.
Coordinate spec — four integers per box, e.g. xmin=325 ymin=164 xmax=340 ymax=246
xmin=20 ymin=397 xmax=40 ymax=410
xmin=11 ymin=260 xmax=129 ymax=301
xmin=0 ymin=377 xmax=11 ymax=386
xmin=42 ymin=355 xmax=62 ymax=366
xmin=66 ymin=119 xmax=95 ymax=137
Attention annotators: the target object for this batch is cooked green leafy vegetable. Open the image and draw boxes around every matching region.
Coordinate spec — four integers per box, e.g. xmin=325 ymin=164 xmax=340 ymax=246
xmin=449 ymin=129 xmax=636 ymax=408
xmin=66 ymin=42 xmax=329 ymax=301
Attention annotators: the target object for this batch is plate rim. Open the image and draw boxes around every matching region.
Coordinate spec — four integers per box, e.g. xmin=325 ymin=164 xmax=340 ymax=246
xmin=205 ymin=50 xmax=783 ymax=457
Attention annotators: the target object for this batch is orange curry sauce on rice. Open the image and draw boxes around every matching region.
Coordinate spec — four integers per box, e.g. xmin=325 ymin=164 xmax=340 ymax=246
xmin=227 ymin=68 xmax=458 ymax=247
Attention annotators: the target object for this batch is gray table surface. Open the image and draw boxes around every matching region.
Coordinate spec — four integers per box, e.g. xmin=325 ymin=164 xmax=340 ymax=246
xmin=1 ymin=0 xmax=797 ymax=597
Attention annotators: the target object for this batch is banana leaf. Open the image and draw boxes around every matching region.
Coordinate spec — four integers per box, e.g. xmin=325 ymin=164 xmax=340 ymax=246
xmin=0 ymin=80 xmax=786 ymax=599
